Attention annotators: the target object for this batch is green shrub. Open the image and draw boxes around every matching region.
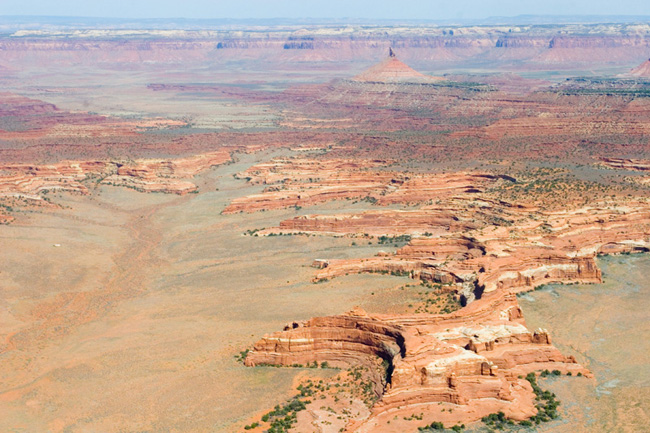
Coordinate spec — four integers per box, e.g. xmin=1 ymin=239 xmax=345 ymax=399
xmin=418 ymin=421 xmax=445 ymax=431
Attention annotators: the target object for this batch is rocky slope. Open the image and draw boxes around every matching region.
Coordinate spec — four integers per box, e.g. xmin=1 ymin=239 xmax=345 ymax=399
xmin=246 ymin=293 xmax=590 ymax=431
xmin=244 ymin=195 xmax=650 ymax=430
xmin=310 ymin=201 xmax=650 ymax=290
xmin=352 ymin=49 xmax=444 ymax=83
xmin=629 ymin=58 xmax=650 ymax=77
xmin=264 ymin=209 xmax=476 ymax=237
xmin=599 ymin=156 xmax=650 ymax=171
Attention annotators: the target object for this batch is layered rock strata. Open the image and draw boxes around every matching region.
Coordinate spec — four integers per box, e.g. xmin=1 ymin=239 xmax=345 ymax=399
xmin=223 ymin=157 xmax=510 ymax=214
xmin=262 ymin=209 xmax=476 ymax=237
xmin=313 ymin=203 xmax=650 ymax=293
xmin=243 ymin=161 xmax=650 ymax=430
xmin=5 ymin=25 xmax=650 ymax=67
xmin=0 ymin=149 xmax=232 ymax=200
xmin=599 ymin=156 xmax=650 ymax=171
xmin=246 ymin=292 xmax=590 ymax=431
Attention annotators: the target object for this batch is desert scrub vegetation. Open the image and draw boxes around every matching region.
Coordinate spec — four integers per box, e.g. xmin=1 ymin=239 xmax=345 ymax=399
xmin=243 ymin=361 xmax=387 ymax=431
xmin=417 ymin=421 xmax=466 ymax=432
xmin=485 ymin=165 xmax=636 ymax=208
xmin=247 ymin=397 xmax=309 ymax=433
xmin=525 ymin=372 xmax=561 ymax=424
xmin=368 ymin=269 xmax=413 ymax=278
xmin=377 ymin=234 xmax=412 ymax=246
xmin=472 ymin=371 xmax=565 ymax=432
xmin=412 ymin=283 xmax=462 ymax=314
xmin=252 ymin=360 xmax=336 ymax=369
xmin=234 ymin=349 xmax=249 ymax=364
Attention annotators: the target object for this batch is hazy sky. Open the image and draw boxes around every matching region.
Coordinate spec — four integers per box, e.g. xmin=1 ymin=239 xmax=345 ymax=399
xmin=1 ymin=0 xmax=650 ymax=20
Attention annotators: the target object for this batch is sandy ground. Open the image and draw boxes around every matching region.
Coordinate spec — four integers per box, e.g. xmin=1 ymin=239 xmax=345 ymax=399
xmin=517 ymin=255 xmax=650 ymax=433
xmin=0 ymin=60 xmax=429 ymax=432
xmin=0 ymin=150 xmax=419 ymax=432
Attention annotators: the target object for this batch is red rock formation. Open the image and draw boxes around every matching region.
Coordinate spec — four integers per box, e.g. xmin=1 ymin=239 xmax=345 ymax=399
xmin=224 ymin=157 xmax=508 ymax=214
xmin=266 ymin=209 xmax=476 ymax=236
xmin=101 ymin=150 xmax=232 ymax=194
xmin=313 ymin=203 xmax=650 ymax=292
xmin=629 ymin=58 xmax=650 ymax=78
xmin=352 ymin=49 xmax=444 ymax=83
xmin=0 ymin=92 xmax=58 ymax=116
xmin=599 ymin=156 xmax=650 ymax=171
xmin=244 ymin=187 xmax=650 ymax=429
xmin=0 ymin=150 xmax=233 ymax=208
xmin=246 ymin=292 xmax=590 ymax=431
xmin=0 ymin=162 xmax=99 ymax=198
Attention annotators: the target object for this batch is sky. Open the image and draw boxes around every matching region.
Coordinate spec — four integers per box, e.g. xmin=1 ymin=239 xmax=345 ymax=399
xmin=1 ymin=0 xmax=650 ymax=20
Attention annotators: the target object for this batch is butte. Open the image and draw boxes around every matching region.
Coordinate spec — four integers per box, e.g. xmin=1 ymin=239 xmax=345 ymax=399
xmin=351 ymin=48 xmax=445 ymax=84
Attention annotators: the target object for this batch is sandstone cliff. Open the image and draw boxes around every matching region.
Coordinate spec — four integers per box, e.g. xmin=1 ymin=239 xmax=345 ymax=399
xmin=240 ymin=155 xmax=650 ymax=431
xmin=246 ymin=293 xmax=590 ymax=431
xmin=4 ymin=24 xmax=650 ymax=68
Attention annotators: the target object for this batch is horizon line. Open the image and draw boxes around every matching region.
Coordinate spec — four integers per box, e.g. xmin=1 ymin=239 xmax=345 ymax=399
xmin=3 ymin=13 xmax=650 ymax=21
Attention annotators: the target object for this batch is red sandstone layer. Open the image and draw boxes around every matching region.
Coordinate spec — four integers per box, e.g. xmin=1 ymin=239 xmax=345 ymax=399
xmin=599 ymin=157 xmax=650 ymax=171
xmin=242 ymin=155 xmax=650 ymax=430
xmin=262 ymin=209 xmax=476 ymax=237
xmin=223 ymin=157 xmax=509 ymax=214
xmin=246 ymin=292 xmax=590 ymax=431
xmin=313 ymin=203 xmax=650 ymax=291
xmin=0 ymin=150 xmax=233 ymax=204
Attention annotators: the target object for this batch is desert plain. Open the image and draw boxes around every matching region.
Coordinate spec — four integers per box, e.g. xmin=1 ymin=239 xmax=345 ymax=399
xmin=1 ymin=19 xmax=650 ymax=432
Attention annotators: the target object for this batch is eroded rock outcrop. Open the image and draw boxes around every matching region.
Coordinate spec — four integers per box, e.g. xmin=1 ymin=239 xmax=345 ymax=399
xmin=101 ymin=150 xmax=232 ymax=194
xmin=242 ymin=157 xmax=650 ymax=430
xmin=223 ymin=157 xmax=509 ymax=214
xmin=0 ymin=149 xmax=233 ymax=203
xmin=629 ymin=58 xmax=650 ymax=78
xmin=313 ymin=203 xmax=650 ymax=293
xmin=246 ymin=292 xmax=590 ymax=431
xmin=265 ymin=209 xmax=476 ymax=236
xmin=352 ymin=49 xmax=444 ymax=83
xmin=599 ymin=156 xmax=650 ymax=171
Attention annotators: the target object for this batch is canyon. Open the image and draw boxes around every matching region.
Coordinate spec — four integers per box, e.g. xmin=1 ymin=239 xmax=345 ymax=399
xmin=1 ymin=18 xmax=650 ymax=433
xmin=237 ymin=151 xmax=650 ymax=430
